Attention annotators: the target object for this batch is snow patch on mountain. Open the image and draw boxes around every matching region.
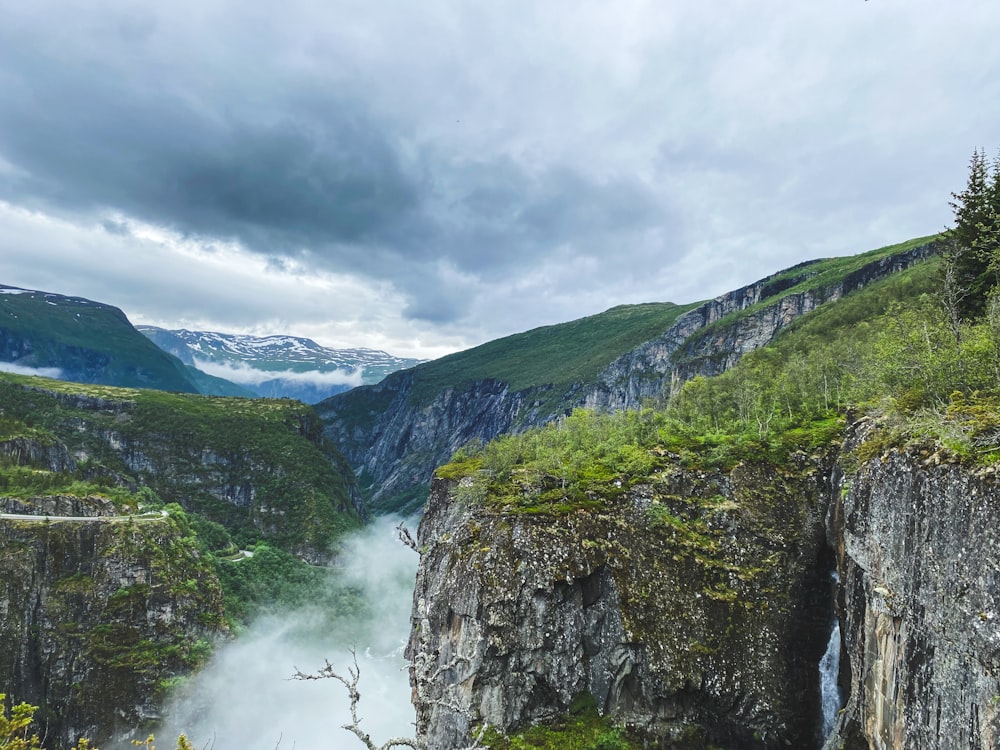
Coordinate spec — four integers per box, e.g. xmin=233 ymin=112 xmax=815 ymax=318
xmin=138 ymin=326 xmax=424 ymax=401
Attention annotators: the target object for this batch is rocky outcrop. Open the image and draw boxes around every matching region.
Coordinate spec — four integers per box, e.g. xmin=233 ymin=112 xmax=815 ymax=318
xmin=321 ymin=243 xmax=937 ymax=510
xmin=0 ymin=436 xmax=76 ymax=473
xmin=320 ymin=375 xmax=530 ymax=513
xmin=0 ymin=514 xmax=225 ymax=749
xmin=408 ymin=451 xmax=837 ymax=749
xmin=826 ymin=424 xmax=1000 ymax=749
xmin=407 ymin=418 xmax=1000 ymax=749
xmin=585 ymin=242 xmax=937 ymax=410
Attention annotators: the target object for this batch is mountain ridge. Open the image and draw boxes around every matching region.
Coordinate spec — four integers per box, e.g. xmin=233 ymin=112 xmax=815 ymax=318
xmin=0 ymin=285 xmax=248 ymax=397
xmin=139 ymin=326 xmax=423 ymax=403
xmin=318 ymin=235 xmax=940 ymax=513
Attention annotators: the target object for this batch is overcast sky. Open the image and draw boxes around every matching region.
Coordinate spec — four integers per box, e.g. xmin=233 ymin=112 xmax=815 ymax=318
xmin=1 ymin=1 xmax=998 ymax=359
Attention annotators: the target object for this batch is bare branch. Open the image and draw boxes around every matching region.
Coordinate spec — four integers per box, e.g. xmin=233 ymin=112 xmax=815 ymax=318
xmin=295 ymin=649 xmax=489 ymax=750
xmin=396 ymin=521 xmax=419 ymax=552
xmin=294 ymin=652 xmax=425 ymax=750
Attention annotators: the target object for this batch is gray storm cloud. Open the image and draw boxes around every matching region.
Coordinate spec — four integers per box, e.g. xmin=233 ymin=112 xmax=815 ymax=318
xmin=0 ymin=1 xmax=998 ymax=351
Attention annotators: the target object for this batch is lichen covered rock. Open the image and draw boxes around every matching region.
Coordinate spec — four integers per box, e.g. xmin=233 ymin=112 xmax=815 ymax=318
xmin=828 ymin=425 xmax=1000 ymax=749
xmin=0 ymin=514 xmax=225 ymax=748
xmin=409 ymin=450 xmax=837 ymax=749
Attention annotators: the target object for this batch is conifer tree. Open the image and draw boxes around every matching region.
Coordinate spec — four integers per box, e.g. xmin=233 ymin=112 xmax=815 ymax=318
xmin=950 ymin=148 xmax=1000 ymax=318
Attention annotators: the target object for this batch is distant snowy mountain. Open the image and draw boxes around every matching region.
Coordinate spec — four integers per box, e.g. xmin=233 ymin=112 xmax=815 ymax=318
xmin=138 ymin=326 xmax=423 ymax=403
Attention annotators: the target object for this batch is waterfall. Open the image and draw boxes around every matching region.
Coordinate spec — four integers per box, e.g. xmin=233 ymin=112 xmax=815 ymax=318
xmin=819 ymin=571 xmax=842 ymax=739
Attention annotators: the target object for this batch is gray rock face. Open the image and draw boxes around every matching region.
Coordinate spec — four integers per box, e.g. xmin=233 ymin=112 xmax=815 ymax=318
xmin=409 ymin=454 xmax=837 ymax=749
xmin=587 ymin=243 xmax=937 ymax=410
xmin=827 ymin=425 xmax=1000 ymax=749
xmin=0 ymin=516 xmax=225 ymax=748
xmin=0 ymin=436 xmax=76 ymax=473
xmin=323 ymin=244 xmax=936 ymax=510
xmin=321 ymin=375 xmax=528 ymax=512
xmin=11 ymin=386 xmax=366 ymax=561
xmin=408 ymin=419 xmax=1000 ymax=749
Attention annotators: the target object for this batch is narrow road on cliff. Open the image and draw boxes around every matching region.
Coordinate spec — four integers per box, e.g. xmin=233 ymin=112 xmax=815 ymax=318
xmin=0 ymin=509 xmax=169 ymax=523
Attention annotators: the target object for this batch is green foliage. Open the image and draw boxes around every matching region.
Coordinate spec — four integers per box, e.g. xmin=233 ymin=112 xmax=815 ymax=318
xmin=437 ymin=408 xmax=663 ymax=513
xmin=0 ymin=694 xmax=195 ymax=750
xmin=0 ymin=466 xmax=143 ymax=510
xmin=676 ymin=235 xmax=940 ymax=357
xmin=0 ymin=290 xmax=200 ymax=393
xmin=483 ymin=694 xmax=639 ymax=750
xmin=949 ymin=148 xmax=1000 ymax=318
xmin=0 ymin=694 xmax=42 ymax=750
xmin=0 ymin=374 xmax=362 ymax=555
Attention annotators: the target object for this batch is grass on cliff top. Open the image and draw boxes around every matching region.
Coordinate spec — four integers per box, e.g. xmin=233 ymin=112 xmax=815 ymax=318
xmin=436 ymin=407 xmax=844 ymax=516
xmin=483 ymin=693 xmax=640 ymax=750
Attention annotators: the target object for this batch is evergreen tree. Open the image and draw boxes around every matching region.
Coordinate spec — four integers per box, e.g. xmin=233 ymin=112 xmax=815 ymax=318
xmin=950 ymin=148 xmax=1000 ymax=318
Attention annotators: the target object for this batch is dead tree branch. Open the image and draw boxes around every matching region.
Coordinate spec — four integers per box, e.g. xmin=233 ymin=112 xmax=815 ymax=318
xmin=294 ymin=650 xmax=487 ymax=750
xmin=396 ymin=521 xmax=419 ymax=552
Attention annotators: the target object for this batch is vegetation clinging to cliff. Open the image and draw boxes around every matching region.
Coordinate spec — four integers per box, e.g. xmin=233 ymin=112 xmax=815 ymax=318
xmin=0 ymin=374 xmax=362 ymax=551
xmin=0 ymin=374 xmax=365 ymax=624
xmin=482 ymin=694 xmax=639 ymax=750
xmin=436 ymin=241 xmax=1000 ymax=509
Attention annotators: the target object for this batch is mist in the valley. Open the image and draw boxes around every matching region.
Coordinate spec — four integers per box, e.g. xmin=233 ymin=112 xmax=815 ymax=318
xmin=160 ymin=517 xmax=418 ymax=750
xmin=0 ymin=362 xmax=63 ymax=379
xmin=192 ymin=358 xmax=365 ymax=388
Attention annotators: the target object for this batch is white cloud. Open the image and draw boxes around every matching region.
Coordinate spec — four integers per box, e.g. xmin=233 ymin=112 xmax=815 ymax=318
xmin=192 ymin=358 xmax=365 ymax=388
xmin=0 ymin=362 xmax=63 ymax=379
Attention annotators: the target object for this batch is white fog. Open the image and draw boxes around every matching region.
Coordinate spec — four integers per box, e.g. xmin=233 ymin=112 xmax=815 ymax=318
xmin=160 ymin=517 xmax=419 ymax=750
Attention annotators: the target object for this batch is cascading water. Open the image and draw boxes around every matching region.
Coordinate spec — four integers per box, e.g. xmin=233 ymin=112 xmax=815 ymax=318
xmin=819 ymin=572 xmax=842 ymax=740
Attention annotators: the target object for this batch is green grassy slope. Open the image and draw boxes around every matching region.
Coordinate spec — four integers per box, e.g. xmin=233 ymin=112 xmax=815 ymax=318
xmin=0 ymin=287 xmax=250 ymax=397
xmin=409 ymin=301 xmax=701 ymax=401
xmin=0 ymin=287 xmax=200 ymax=391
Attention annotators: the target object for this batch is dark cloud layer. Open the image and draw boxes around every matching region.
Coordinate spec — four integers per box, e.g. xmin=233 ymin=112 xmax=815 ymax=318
xmin=0 ymin=3 xmax=670 ymax=325
xmin=0 ymin=1 xmax=999 ymax=351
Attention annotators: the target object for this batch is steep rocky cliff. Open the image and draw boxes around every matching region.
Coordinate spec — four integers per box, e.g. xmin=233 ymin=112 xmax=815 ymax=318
xmin=0 ymin=375 xmax=367 ymax=746
xmin=826 ymin=422 xmax=1000 ymax=749
xmin=407 ymin=419 xmax=1000 ymax=749
xmin=408 ymin=448 xmax=838 ymax=749
xmin=0 ymin=512 xmax=225 ymax=748
xmin=320 ymin=240 xmax=936 ymax=512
